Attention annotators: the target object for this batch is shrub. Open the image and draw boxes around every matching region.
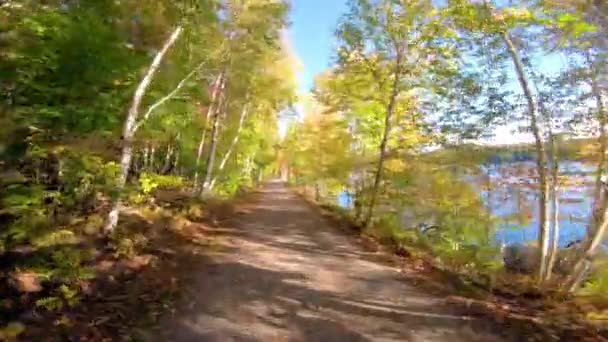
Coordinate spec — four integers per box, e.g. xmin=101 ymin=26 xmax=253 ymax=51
xmin=1 ymin=148 xmax=119 ymax=249
xmin=138 ymin=173 xmax=185 ymax=195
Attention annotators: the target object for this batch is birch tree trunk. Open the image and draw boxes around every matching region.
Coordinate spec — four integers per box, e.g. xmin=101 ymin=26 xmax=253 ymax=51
xmin=143 ymin=146 xmax=150 ymax=172
xmin=209 ymin=102 xmax=250 ymax=190
xmin=150 ymin=146 xmax=156 ymax=173
xmin=565 ymin=54 xmax=608 ymax=291
xmin=503 ymin=31 xmax=550 ymax=282
xmin=589 ymin=52 xmax=607 ymax=237
xmin=161 ymin=144 xmax=174 ymax=175
xmin=364 ymin=53 xmax=402 ymax=228
xmin=535 ymin=78 xmax=560 ymax=282
xmin=103 ymin=26 xmax=183 ymax=234
xmin=567 ymin=196 xmax=608 ymax=292
xmin=485 ymin=169 xmax=493 ymax=245
xmin=162 ymin=133 xmax=180 ymax=175
xmin=545 ymin=133 xmax=560 ymax=281
xmin=194 ymin=72 xmax=224 ymax=186
xmin=201 ymin=91 xmax=226 ymax=194
xmin=132 ymin=61 xmax=207 ymax=133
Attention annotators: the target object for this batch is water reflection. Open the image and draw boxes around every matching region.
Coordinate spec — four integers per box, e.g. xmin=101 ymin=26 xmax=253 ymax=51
xmin=476 ymin=160 xmax=593 ymax=247
xmin=336 ymin=161 xmax=597 ymax=248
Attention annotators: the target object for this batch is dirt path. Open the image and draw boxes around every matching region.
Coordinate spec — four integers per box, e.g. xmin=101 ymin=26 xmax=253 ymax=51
xmin=158 ymin=183 xmax=512 ymax=341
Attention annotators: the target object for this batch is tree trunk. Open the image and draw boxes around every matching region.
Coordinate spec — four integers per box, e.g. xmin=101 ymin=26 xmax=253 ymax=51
xmin=546 ymin=134 xmax=560 ymax=281
xmin=150 ymin=146 xmax=156 ymax=172
xmin=245 ymin=155 xmax=254 ymax=185
xmin=567 ymin=196 xmax=608 ymax=292
xmin=589 ymin=52 xmax=607 ymax=237
xmin=173 ymin=148 xmax=181 ymax=176
xmin=363 ymin=54 xmax=402 ymax=228
xmin=131 ymin=150 xmax=141 ymax=175
xmin=201 ymin=91 xmax=226 ymax=194
xmin=209 ymin=102 xmax=250 ymax=190
xmin=194 ymin=72 xmax=224 ymax=186
xmin=354 ymin=187 xmax=362 ymax=222
xmin=502 ymin=31 xmax=550 ymax=282
xmin=143 ymin=146 xmax=150 ymax=172
xmin=566 ymin=55 xmax=608 ymax=290
xmin=535 ymin=78 xmax=560 ymax=282
xmin=166 ymin=133 xmax=181 ymax=175
xmin=132 ymin=60 xmax=207 ymax=132
xmin=161 ymin=144 xmax=174 ymax=175
xmin=354 ymin=171 xmax=366 ymax=223
xmin=484 ymin=167 xmax=494 ymax=244
xmin=103 ymin=26 xmax=183 ymax=234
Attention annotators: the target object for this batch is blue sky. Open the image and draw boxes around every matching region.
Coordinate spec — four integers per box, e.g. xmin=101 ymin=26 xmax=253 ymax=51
xmin=286 ymin=0 xmax=567 ymax=95
xmin=284 ymin=1 xmax=574 ymax=145
xmin=288 ymin=0 xmax=347 ymax=94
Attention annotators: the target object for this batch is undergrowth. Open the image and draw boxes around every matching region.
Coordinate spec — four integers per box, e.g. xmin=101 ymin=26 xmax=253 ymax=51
xmin=0 ymin=148 xmax=239 ymax=339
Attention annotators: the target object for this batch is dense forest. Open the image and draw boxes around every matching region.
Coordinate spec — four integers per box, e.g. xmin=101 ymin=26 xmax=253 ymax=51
xmin=0 ymin=0 xmax=296 ymax=337
xmin=1 ymin=0 xmax=608 ymax=339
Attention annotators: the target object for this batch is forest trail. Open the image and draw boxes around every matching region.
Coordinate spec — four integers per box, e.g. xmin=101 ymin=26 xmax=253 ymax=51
xmin=158 ymin=182 xmax=509 ymax=341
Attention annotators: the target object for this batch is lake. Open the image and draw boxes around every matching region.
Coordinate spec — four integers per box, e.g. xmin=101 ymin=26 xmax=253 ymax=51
xmin=337 ymin=160 xmax=598 ymax=248
xmin=477 ymin=160 xmax=594 ymax=247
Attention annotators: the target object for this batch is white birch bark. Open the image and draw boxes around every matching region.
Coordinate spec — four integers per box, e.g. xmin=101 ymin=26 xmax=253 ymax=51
xmin=194 ymin=73 xmax=224 ymax=186
xmin=201 ymin=91 xmax=226 ymax=194
xmin=209 ymin=102 xmax=250 ymax=190
xmin=545 ymin=136 xmax=560 ymax=281
xmin=103 ymin=26 xmax=183 ymax=234
xmin=567 ymin=197 xmax=608 ymax=292
xmin=588 ymin=52 xmax=608 ymax=237
xmin=503 ymin=31 xmax=550 ymax=282
xmin=132 ymin=60 xmax=207 ymax=132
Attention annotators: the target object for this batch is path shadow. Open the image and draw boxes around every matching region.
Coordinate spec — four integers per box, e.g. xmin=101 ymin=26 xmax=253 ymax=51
xmin=156 ymin=183 xmax=513 ymax=341
xmin=158 ymin=256 xmax=489 ymax=341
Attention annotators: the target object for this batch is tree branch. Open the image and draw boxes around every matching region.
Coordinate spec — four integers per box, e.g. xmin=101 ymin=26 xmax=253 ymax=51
xmin=133 ymin=60 xmax=207 ymax=133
